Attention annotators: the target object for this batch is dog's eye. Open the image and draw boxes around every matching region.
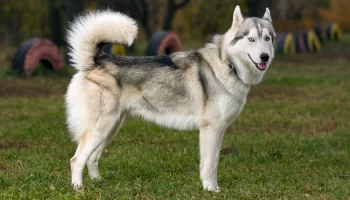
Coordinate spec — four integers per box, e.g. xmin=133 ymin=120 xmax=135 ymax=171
xmin=265 ymin=36 xmax=270 ymax=41
xmin=248 ymin=37 xmax=255 ymax=42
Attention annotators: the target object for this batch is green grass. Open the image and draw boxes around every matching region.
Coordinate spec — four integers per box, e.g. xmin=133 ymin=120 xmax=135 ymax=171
xmin=0 ymin=55 xmax=350 ymax=199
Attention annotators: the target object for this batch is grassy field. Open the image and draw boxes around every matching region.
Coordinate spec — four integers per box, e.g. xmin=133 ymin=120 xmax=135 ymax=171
xmin=0 ymin=41 xmax=350 ymax=199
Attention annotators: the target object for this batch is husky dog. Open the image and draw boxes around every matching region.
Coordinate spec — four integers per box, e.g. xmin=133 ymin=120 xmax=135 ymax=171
xmin=66 ymin=5 xmax=275 ymax=192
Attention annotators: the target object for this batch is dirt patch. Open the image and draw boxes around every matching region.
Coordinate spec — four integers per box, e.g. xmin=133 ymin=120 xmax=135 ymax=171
xmin=249 ymin=85 xmax=305 ymax=99
xmin=275 ymin=42 xmax=350 ymax=65
xmin=0 ymin=46 xmax=16 ymax=67
xmin=0 ymin=78 xmax=68 ymax=98
xmin=227 ymin=119 xmax=338 ymax=136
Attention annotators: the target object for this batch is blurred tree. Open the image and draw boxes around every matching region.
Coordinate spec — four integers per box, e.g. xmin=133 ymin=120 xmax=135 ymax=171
xmin=49 ymin=0 xmax=64 ymax=46
xmin=319 ymin=0 xmax=350 ymax=30
xmin=163 ymin=0 xmax=190 ymax=30
xmin=173 ymin=0 xmax=247 ymax=41
xmin=276 ymin=0 xmax=289 ymax=20
xmin=95 ymin=0 xmax=190 ymax=38
xmin=95 ymin=0 xmax=153 ymax=38
xmin=0 ymin=0 xmax=50 ymax=44
xmin=65 ymin=0 xmax=84 ymax=22
xmin=247 ymin=0 xmax=272 ymax=17
xmin=272 ymin=0 xmax=330 ymax=21
xmin=0 ymin=0 xmax=289 ymax=46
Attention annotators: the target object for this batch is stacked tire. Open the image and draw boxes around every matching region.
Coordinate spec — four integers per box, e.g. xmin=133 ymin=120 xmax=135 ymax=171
xmin=276 ymin=22 xmax=341 ymax=55
xmin=314 ymin=23 xmax=342 ymax=43
xmin=11 ymin=38 xmax=64 ymax=76
xmin=102 ymin=44 xmax=126 ymax=56
xmin=302 ymin=30 xmax=321 ymax=52
xmin=146 ymin=31 xmax=182 ymax=56
xmin=276 ymin=33 xmax=296 ymax=55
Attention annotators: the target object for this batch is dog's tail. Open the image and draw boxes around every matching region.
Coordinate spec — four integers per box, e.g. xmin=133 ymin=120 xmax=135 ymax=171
xmin=67 ymin=10 xmax=138 ymax=71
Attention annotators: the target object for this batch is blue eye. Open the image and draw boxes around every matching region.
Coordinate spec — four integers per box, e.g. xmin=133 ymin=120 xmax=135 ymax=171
xmin=248 ymin=37 xmax=255 ymax=42
xmin=265 ymin=36 xmax=270 ymax=41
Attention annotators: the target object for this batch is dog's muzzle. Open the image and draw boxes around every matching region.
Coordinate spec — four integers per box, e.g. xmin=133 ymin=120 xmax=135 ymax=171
xmin=248 ymin=54 xmax=267 ymax=71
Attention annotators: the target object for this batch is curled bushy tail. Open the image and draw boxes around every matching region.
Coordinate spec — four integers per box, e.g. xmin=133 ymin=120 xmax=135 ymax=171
xmin=67 ymin=10 xmax=138 ymax=71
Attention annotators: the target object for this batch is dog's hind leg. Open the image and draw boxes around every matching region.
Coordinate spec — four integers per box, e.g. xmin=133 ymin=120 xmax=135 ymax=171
xmin=71 ymin=111 xmax=121 ymax=190
xmin=87 ymin=115 xmax=125 ymax=180
xmin=199 ymin=126 xmax=225 ymax=192
xmin=70 ymin=83 xmax=122 ymax=190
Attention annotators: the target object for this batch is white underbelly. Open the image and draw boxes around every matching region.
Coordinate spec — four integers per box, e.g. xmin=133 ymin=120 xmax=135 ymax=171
xmin=131 ymin=109 xmax=199 ymax=130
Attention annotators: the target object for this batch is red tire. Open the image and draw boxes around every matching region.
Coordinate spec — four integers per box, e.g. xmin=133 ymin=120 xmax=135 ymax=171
xmin=146 ymin=31 xmax=182 ymax=56
xmin=11 ymin=38 xmax=64 ymax=76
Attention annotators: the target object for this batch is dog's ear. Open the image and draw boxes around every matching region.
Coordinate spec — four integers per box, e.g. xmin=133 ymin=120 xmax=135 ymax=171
xmin=232 ymin=5 xmax=244 ymax=27
xmin=262 ymin=7 xmax=272 ymax=22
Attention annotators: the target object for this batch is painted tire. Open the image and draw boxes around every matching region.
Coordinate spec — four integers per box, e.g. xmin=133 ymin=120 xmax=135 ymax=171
xmin=11 ymin=38 xmax=64 ymax=76
xmin=102 ymin=44 xmax=126 ymax=56
xmin=326 ymin=23 xmax=342 ymax=41
xmin=276 ymin=33 xmax=296 ymax=55
xmin=302 ymin=30 xmax=321 ymax=52
xmin=292 ymin=32 xmax=306 ymax=53
xmin=11 ymin=38 xmax=41 ymax=74
xmin=314 ymin=24 xmax=327 ymax=44
xmin=146 ymin=31 xmax=182 ymax=56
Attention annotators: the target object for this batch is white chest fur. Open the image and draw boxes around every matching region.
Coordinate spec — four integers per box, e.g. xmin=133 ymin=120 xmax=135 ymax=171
xmin=210 ymin=82 xmax=250 ymax=127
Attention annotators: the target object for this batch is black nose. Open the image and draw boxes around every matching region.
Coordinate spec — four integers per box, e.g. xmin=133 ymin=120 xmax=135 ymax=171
xmin=260 ymin=53 xmax=270 ymax=62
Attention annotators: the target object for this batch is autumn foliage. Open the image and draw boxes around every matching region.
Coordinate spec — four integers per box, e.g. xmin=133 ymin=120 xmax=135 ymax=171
xmin=0 ymin=0 xmax=349 ymax=46
xmin=319 ymin=0 xmax=350 ymax=31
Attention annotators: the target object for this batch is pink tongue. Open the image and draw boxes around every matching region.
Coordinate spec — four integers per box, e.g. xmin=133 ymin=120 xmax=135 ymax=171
xmin=258 ymin=63 xmax=267 ymax=70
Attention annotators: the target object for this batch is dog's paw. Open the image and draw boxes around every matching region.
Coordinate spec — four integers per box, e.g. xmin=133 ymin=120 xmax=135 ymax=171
xmin=205 ymin=185 xmax=220 ymax=192
xmin=72 ymin=183 xmax=84 ymax=192
xmin=91 ymin=177 xmax=102 ymax=182
xmin=91 ymin=178 xmax=104 ymax=187
xmin=202 ymin=180 xmax=220 ymax=192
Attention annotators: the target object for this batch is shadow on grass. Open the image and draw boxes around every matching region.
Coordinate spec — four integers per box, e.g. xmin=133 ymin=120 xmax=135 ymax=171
xmin=1 ymin=64 xmax=76 ymax=78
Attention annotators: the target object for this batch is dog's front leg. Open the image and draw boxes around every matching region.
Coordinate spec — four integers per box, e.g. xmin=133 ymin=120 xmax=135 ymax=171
xmin=199 ymin=126 xmax=225 ymax=192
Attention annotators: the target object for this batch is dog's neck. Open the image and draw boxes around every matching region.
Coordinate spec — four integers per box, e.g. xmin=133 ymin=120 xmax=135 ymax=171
xmin=202 ymin=35 xmax=250 ymax=88
xmin=211 ymin=34 xmax=250 ymax=87
xmin=229 ymin=62 xmax=249 ymax=87
xmin=231 ymin=64 xmax=238 ymax=76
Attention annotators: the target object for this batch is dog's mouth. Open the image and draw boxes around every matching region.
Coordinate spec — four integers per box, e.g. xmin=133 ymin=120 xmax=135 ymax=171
xmin=248 ymin=54 xmax=267 ymax=71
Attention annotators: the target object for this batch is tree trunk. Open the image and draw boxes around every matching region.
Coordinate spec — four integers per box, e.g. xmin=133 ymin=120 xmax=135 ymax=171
xmin=134 ymin=0 xmax=152 ymax=38
xmin=49 ymin=0 xmax=63 ymax=46
xmin=65 ymin=0 xmax=84 ymax=23
xmin=163 ymin=0 xmax=175 ymax=30
xmin=64 ymin=0 xmax=84 ymax=63
xmin=247 ymin=0 xmax=272 ymax=17
xmin=163 ymin=0 xmax=190 ymax=31
xmin=278 ymin=0 xmax=289 ymax=20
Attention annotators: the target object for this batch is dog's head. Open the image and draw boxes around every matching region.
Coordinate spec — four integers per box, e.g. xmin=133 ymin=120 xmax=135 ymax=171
xmin=223 ymin=6 xmax=276 ymax=85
